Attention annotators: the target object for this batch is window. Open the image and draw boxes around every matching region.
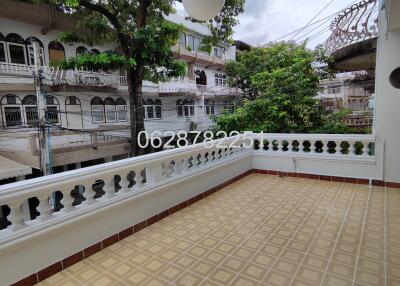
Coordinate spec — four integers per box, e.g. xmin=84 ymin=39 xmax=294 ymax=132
xmin=4 ymin=107 xmax=22 ymax=127
xmin=104 ymin=97 xmax=117 ymax=123
xmin=177 ymin=99 xmax=194 ymax=117
xmin=144 ymin=99 xmax=162 ymax=120
xmin=205 ymin=100 xmax=215 ymax=115
xmin=91 ymin=97 xmax=105 ymax=123
xmin=22 ymin=95 xmax=38 ymax=126
xmin=46 ymin=96 xmax=60 ymax=124
xmin=214 ymin=46 xmax=226 ymax=58
xmin=0 ymin=36 xmax=6 ymax=62
xmin=48 ymin=41 xmax=65 ymax=64
xmin=195 ymin=70 xmax=207 ymax=85
xmin=26 ymin=37 xmax=45 ymax=66
xmin=1 ymin=95 xmax=23 ymax=128
xmin=184 ymin=34 xmax=202 ymax=52
xmin=6 ymin=34 xmax=26 ymax=65
xmin=224 ymin=101 xmax=235 ymax=113
xmin=214 ymin=74 xmax=227 ymax=86
xmin=116 ymin=98 xmax=127 ymax=122
xmin=76 ymin=46 xmax=89 ymax=55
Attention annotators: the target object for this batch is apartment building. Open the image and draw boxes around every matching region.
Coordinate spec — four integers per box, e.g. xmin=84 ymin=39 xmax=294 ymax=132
xmin=0 ymin=0 xmax=238 ymax=183
xmin=317 ymin=71 xmax=374 ymax=129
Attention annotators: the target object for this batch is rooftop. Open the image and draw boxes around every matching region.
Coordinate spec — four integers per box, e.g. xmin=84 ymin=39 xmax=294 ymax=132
xmin=35 ymin=173 xmax=399 ymax=286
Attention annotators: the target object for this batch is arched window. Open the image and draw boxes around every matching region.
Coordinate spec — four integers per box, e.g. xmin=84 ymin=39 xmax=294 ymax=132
xmin=6 ymin=33 xmax=26 ymax=64
xmin=205 ymin=100 xmax=215 ymax=115
xmin=1 ymin=95 xmax=23 ymax=127
xmin=104 ymin=97 xmax=117 ymax=122
xmin=116 ymin=98 xmax=127 ymax=122
xmin=0 ymin=32 xmax=6 ymax=63
xmin=91 ymin=97 xmax=105 ymax=123
xmin=177 ymin=99 xmax=194 ymax=117
xmin=195 ymin=70 xmax=201 ymax=85
xmin=76 ymin=46 xmax=89 ymax=55
xmin=66 ymin=96 xmax=80 ymax=106
xmin=22 ymin=95 xmax=38 ymax=126
xmin=91 ymin=49 xmax=101 ymax=55
xmin=143 ymin=98 xmax=162 ymax=120
xmin=48 ymin=41 xmax=66 ymax=64
xmin=46 ymin=96 xmax=60 ymax=124
xmin=25 ymin=37 xmax=45 ymax=66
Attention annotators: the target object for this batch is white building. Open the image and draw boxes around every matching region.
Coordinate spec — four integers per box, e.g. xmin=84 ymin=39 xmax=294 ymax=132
xmin=0 ymin=0 xmax=239 ymax=182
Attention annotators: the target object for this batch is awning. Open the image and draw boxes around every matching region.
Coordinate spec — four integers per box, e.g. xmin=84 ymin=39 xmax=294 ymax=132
xmin=0 ymin=156 xmax=32 ymax=180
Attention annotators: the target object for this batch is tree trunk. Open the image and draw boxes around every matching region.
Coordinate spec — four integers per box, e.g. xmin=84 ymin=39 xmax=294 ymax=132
xmin=127 ymin=67 xmax=145 ymax=156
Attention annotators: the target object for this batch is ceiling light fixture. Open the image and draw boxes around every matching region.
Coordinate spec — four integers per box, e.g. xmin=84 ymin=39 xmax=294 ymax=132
xmin=182 ymin=0 xmax=225 ymax=21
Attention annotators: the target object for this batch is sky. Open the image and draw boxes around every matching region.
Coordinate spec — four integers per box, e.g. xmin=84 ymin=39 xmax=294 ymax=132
xmin=233 ymin=0 xmax=356 ymax=49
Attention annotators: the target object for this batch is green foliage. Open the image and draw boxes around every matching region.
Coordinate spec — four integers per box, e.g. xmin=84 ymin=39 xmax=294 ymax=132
xmin=313 ymin=109 xmax=351 ymax=134
xmin=216 ymin=42 xmax=329 ymax=133
xmin=56 ymin=52 xmax=136 ymax=71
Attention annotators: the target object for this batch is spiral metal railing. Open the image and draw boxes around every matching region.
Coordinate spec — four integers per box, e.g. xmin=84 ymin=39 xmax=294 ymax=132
xmin=325 ymin=0 xmax=379 ymax=54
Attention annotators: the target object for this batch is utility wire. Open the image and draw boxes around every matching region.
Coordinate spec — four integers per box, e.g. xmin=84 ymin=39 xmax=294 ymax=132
xmin=289 ymin=0 xmax=336 ymax=41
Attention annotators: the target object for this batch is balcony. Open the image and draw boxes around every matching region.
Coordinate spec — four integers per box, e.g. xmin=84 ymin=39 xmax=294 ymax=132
xmin=0 ymin=130 xmax=130 ymax=169
xmin=172 ymin=45 xmax=228 ymax=69
xmin=1 ymin=132 xmax=397 ymax=285
xmin=324 ymin=0 xmax=379 ymax=71
xmin=159 ymin=78 xmax=198 ymax=95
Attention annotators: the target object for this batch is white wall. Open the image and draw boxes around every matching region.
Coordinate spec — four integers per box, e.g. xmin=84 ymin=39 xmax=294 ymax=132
xmin=374 ymin=2 xmax=400 ymax=183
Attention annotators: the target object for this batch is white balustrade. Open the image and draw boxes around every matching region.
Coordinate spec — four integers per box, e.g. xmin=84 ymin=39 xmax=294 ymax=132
xmin=252 ymin=133 xmax=376 ymax=158
xmin=0 ymin=133 xmax=377 ymax=243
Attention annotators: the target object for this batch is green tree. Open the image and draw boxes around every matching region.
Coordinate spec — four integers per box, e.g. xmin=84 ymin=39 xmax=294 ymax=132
xmin=45 ymin=0 xmax=244 ymax=155
xmin=313 ymin=109 xmax=351 ymax=134
xmin=217 ymin=42 xmax=328 ymax=133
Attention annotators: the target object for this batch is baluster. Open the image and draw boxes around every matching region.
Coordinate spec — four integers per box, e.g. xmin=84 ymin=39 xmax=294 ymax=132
xmin=362 ymin=141 xmax=370 ymax=157
xmin=103 ymin=176 xmax=116 ymax=199
xmin=296 ymin=140 xmax=303 ymax=153
xmin=287 ymin=140 xmax=293 ymax=153
xmin=37 ymin=193 xmax=52 ymax=221
xmin=83 ymin=183 xmax=97 ymax=205
xmin=310 ymin=140 xmax=316 ymax=154
xmin=61 ymin=188 xmax=75 ymax=212
xmin=348 ymin=141 xmax=355 ymax=156
xmin=277 ymin=140 xmax=283 ymax=152
xmin=134 ymin=168 xmax=145 ymax=187
xmin=120 ymin=172 xmax=131 ymax=193
xmin=9 ymin=201 xmax=26 ymax=231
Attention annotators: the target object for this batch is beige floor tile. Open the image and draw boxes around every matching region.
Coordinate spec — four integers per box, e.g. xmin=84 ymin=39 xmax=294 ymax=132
xmin=36 ymin=174 xmax=396 ymax=286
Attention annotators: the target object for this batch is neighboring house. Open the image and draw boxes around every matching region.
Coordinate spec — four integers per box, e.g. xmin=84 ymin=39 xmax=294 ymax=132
xmin=0 ymin=0 xmax=239 ymax=182
xmin=317 ymin=72 xmax=374 ymax=130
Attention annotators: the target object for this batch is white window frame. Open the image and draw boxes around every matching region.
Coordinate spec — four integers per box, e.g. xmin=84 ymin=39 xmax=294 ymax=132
xmin=2 ymin=105 xmax=23 ymax=128
xmin=144 ymin=105 xmax=162 ymax=120
xmin=27 ymin=45 xmax=45 ymax=66
xmin=24 ymin=105 xmax=38 ymax=126
xmin=0 ymin=41 xmax=7 ymax=63
xmin=91 ymin=105 xmax=105 ymax=123
xmin=105 ymin=105 xmax=117 ymax=123
xmin=6 ymin=42 xmax=27 ymax=65
xmin=177 ymin=104 xmax=195 ymax=118
xmin=116 ymin=105 xmax=127 ymax=122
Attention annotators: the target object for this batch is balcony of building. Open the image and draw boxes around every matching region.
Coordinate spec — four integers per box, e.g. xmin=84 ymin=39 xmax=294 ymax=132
xmin=0 ymin=129 xmax=130 ymax=170
xmin=172 ymin=45 xmax=228 ymax=70
xmin=1 ymin=132 xmax=398 ymax=286
xmin=325 ymin=0 xmax=379 ymax=72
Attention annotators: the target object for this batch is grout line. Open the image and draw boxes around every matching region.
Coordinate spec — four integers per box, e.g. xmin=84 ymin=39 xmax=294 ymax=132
xmin=287 ymin=180 xmax=347 ymax=285
xmin=319 ymin=182 xmax=359 ymax=285
xmin=226 ymin=176 xmax=320 ymax=285
xmin=351 ymin=183 xmax=372 ymax=285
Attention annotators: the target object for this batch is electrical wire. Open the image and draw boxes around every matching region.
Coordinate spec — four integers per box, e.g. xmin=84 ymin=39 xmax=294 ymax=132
xmin=289 ymin=0 xmax=336 ymax=41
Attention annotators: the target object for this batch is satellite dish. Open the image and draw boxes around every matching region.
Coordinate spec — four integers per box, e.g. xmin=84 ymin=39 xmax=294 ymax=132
xmin=182 ymin=0 xmax=225 ymax=21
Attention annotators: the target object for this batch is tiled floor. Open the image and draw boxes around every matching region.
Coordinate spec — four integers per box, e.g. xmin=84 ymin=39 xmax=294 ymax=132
xmin=38 ymin=174 xmax=400 ymax=286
